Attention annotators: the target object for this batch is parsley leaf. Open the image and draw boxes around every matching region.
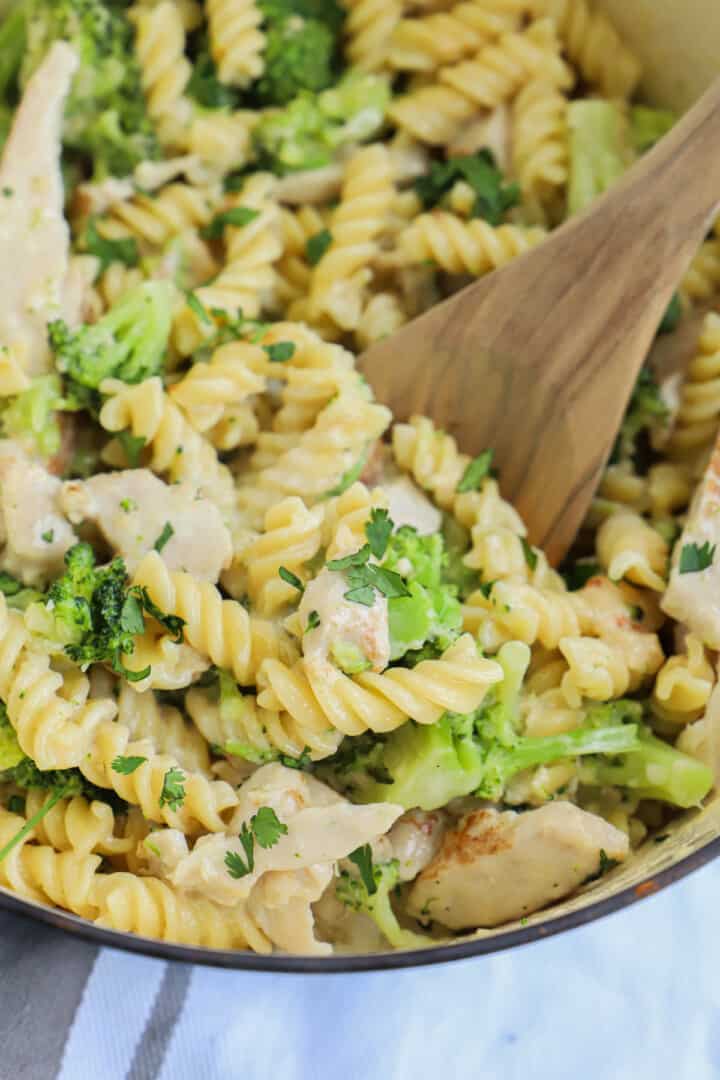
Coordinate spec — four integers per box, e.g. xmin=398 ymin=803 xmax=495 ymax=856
xmin=201 ymin=206 xmax=260 ymax=240
xmin=41 ymin=530 xmax=54 ymax=544
xmin=365 ymin=508 xmax=393 ymax=560
xmin=327 ymin=545 xmax=371 ymax=572
xmin=344 ymin=584 xmax=376 ymax=606
xmin=225 ymin=848 xmax=252 ymax=879
xmin=479 ymin=579 xmax=496 ymax=599
xmin=128 ymin=586 xmax=185 ymax=642
xmin=159 ymin=767 xmax=186 ymax=811
xmin=84 ymin=218 xmax=139 ymax=274
xmin=111 ymin=755 xmax=147 ymax=775
xmin=153 ymin=521 xmax=174 ymax=553
xmin=278 ymin=566 xmax=304 ymax=593
xmin=679 ymin=541 xmax=715 ymax=574
xmin=252 ymin=806 xmax=288 ymax=849
xmin=306 ymin=228 xmax=332 ymax=266
xmin=117 ymin=431 xmax=146 ymax=468
xmin=414 ymin=150 xmax=520 ymax=225
xmin=263 ymin=341 xmax=296 ymax=363
xmin=306 ymin=610 xmax=321 ymax=631
xmin=521 ymin=538 xmax=538 ymax=572
xmin=348 ymin=843 xmax=377 ymax=895
xmin=457 ymin=449 xmax=494 ymax=493
xmin=187 ymin=291 xmax=212 ymax=325
xmin=119 ymin=594 xmax=146 ymax=636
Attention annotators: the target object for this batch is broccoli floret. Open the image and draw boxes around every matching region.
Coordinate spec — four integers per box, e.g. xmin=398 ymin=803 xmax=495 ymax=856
xmin=0 ymin=701 xmax=24 ymax=771
xmin=26 ymin=542 xmax=182 ymax=680
xmin=0 ymin=373 xmax=66 ymax=459
xmin=630 ymin=105 xmax=675 ymax=154
xmin=0 ymin=4 xmax=25 ymax=102
xmin=612 ymin=365 xmax=669 ymax=464
xmin=49 ymin=281 xmax=173 ymax=391
xmin=567 ymin=99 xmax=634 ymax=216
xmin=440 ymin=514 xmax=478 ymax=600
xmin=381 ymin=527 xmax=462 ymax=661
xmin=256 ymin=16 xmax=336 ymax=106
xmin=336 ymin=854 xmax=426 ymax=949
xmin=322 ymin=643 xmax=653 ymax=810
xmin=579 ymin=721 xmax=712 ymax=808
xmin=19 ymin=0 xmax=158 ymax=178
xmin=216 ymin=670 xmax=312 ymax=768
xmin=253 ymin=72 xmax=389 ymax=173
xmin=0 ymin=571 xmax=44 ymax=613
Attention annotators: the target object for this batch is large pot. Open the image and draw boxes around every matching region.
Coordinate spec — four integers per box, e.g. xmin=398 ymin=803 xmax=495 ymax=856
xmin=2 ymin=0 xmax=720 ymax=971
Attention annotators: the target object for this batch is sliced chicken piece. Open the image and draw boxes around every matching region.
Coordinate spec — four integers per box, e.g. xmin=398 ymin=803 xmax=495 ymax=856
xmin=0 ymin=43 xmax=78 ymax=375
xmin=60 ymin=469 xmax=232 ymax=581
xmin=382 ymin=475 xmax=442 ymax=536
xmin=407 ymin=802 xmax=629 ymax=930
xmin=662 ymin=431 xmax=720 ymax=648
xmin=0 ymin=443 xmax=75 ymax=585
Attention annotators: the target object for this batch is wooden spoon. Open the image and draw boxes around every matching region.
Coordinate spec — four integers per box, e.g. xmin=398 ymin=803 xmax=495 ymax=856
xmin=360 ymin=79 xmax=720 ymax=566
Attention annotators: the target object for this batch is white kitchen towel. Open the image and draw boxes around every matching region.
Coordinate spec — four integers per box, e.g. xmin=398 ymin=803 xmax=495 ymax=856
xmin=3 ymin=856 xmax=720 ymax=1080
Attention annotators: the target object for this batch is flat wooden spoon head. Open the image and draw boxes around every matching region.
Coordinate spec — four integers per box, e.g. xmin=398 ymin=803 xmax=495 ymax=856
xmin=361 ymin=79 xmax=720 ymax=565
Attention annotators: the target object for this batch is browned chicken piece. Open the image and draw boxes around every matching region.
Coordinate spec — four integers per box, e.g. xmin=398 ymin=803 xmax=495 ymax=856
xmin=0 ymin=43 xmax=78 ymax=375
xmin=407 ymin=802 xmax=629 ymax=930
xmin=60 ymin=469 xmax=233 ymax=581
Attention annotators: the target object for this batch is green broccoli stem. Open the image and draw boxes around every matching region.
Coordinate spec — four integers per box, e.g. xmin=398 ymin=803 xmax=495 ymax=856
xmin=578 ymin=729 xmax=713 ymax=809
xmin=0 ymin=5 xmax=25 ymax=99
xmin=567 ymin=100 xmax=633 ymax=216
xmin=0 ymin=788 xmax=64 ymax=865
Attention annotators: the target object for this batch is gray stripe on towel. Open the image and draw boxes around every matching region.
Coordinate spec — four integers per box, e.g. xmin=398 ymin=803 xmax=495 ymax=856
xmin=126 ymin=962 xmax=193 ymax=1080
xmin=0 ymin=908 xmax=99 ymax=1080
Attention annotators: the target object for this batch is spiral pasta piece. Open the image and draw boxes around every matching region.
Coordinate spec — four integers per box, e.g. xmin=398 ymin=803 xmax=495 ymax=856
xmin=389 ymin=20 xmax=572 ymax=145
xmin=243 ymin=498 xmax=325 ymax=616
xmin=186 ymin=109 xmax=256 ymax=176
xmin=355 ymin=292 xmax=407 ymax=350
xmin=186 ymin=686 xmax=343 ymax=762
xmin=389 ymin=2 xmax=521 ymax=73
xmin=559 ymin=634 xmax=662 ymax=707
xmin=99 ymin=377 xmax=237 ymax=523
xmin=528 ymin=0 xmax=641 ymax=97
xmin=132 ymin=552 xmax=297 ymax=684
xmin=596 ymin=512 xmax=669 ymax=593
xmin=169 ymin=341 xmax=266 ymax=438
xmin=308 ymin=146 xmax=395 ymax=331
xmin=511 ymin=78 xmax=568 ymax=221
xmin=93 ymin=872 xmax=270 ymax=950
xmin=463 ymin=581 xmax=581 ymax=652
xmin=25 ymin=791 xmax=135 ymax=857
xmin=79 ymin=720 xmax=238 ymax=834
xmin=342 ymin=0 xmax=404 ymax=72
xmin=682 ymin=241 xmax=720 ymax=304
xmin=652 ymin=635 xmax=715 ymax=727
xmin=133 ymin=0 xmax=192 ymax=146
xmin=392 ymin=415 xmax=470 ymax=509
xmin=400 ymin=211 xmax=546 ymax=275
xmin=237 ymin=393 xmax=392 ymax=526
xmin=0 ymin=598 xmax=116 ymax=770
xmin=258 ymin=635 xmax=502 ymax=738
xmin=98 ymin=182 xmax=218 ymax=250
xmin=206 ymin=0 xmax=265 ymax=87
xmin=667 ymin=313 xmax=720 ymax=459
xmin=117 ymin=682 xmax=212 ymax=775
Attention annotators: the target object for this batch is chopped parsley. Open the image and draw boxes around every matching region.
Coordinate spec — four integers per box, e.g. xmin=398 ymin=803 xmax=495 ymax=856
xmin=84 ymin=218 xmax=139 ymax=274
xmin=678 ymin=541 xmax=715 ymax=574
xmin=365 ymin=508 xmax=393 ymax=560
xmin=457 ymin=449 xmax=494 ymax=493
xmin=201 ymin=206 xmax=260 ymax=240
xmin=225 ymin=806 xmax=287 ymax=878
xmin=187 ymin=291 xmax=212 ymax=325
xmin=41 ymin=530 xmax=54 ymax=544
xmin=111 ymin=755 xmax=147 ymax=775
xmin=478 ymin=579 xmax=496 ymax=599
xmin=120 ymin=498 xmax=137 ymax=513
xmin=521 ymin=538 xmax=538 ymax=572
xmin=263 ymin=341 xmax=296 ymax=363
xmin=414 ymin=150 xmax=520 ymax=225
xmin=278 ymin=566 xmax=304 ymax=593
xmin=128 ymin=585 xmax=185 ymax=641
xmin=153 ymin=521 xmax=174 ymax=553
xmin=348 ymin=843 xmax=377 ymax=895
xmin=306 ymin=228 xmax=332 ymax=266
xmin=327 ymin=543 xmax=410 ymax=607
xmin=306 ymin=610 xmax=321 ymax=631
xmin=159 ymin=767 xmax=186 ymax=812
